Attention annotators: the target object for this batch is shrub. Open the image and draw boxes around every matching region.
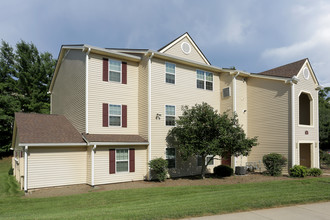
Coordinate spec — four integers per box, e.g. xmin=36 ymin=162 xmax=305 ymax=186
xmin=320 ymin=150 xmax=330 ymax=166
xmin=213 ymin=165 xmax=233 ymax=177
xmin=262 ymin=153 xmax=287 ymax=176
xmin=8 ymin=168 xmax=13 ymax=175
xmin=290 ymin=165 xmax=308 ymax=177
xmin=307 ymin=168 xmax=323 ymax=177
xmin=149 ymin=158 xmax=168 ymax=182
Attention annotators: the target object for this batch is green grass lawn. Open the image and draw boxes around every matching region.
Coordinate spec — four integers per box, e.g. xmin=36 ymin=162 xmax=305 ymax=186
xmin=1 ymin=157 xmax=330 ymax=220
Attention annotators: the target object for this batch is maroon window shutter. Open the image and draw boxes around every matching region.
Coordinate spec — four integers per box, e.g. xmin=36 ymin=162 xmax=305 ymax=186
xmin=109 ymin=149 xmax=116 ymax=174
xmin=122 ymin=105 xmax=127 ymax=128
xmin=129 ymin=148 xmax=135 ymax=172
xmin=103 ymin=103 xmax=108 ymax=127
xmin=122 ymin=62 xmax=127 ymax=84
xmin=103 ymin=58 xmax=108 ymax=81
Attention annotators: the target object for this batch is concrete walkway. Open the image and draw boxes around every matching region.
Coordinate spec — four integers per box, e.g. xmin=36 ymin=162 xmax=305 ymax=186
xmin=184 ymin=202 xmax=330 ymax=220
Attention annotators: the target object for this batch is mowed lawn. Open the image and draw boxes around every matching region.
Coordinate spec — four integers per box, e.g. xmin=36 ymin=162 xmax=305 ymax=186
xmin=1 ymin=157 xmax=330 ymax=220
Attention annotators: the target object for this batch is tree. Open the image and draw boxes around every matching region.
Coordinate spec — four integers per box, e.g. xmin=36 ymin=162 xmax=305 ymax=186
xmin=0 ymin=40 xmax=56 ymax=153
xmin=167 ymin=102 xmax=258 ymax=178
xmin=319 ymin=87 xmax=330 ymax=150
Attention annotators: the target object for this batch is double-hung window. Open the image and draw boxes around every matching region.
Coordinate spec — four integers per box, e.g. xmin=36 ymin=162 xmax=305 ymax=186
xmin=197 ymin=155 xmax=214 ymax=166
xmin=109 ymin=59 xmax=121 ymax=82
xmin=109 ymin=104 xmax=121 ymax=126
xmin=196 ymin=70 xmax=213 ymax=91
xmin=116 ymin=149 xmax=128 ymax=172
xmin=165 ymin=62 xmax=175 ymax=84
xmin=166 ymin=148 xmax=176 ymax=168
xmin=165 ymin=105 xmax=175 ymax=126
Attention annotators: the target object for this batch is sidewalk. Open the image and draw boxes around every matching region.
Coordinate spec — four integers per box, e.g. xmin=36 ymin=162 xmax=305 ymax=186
xmin=184 ymin=202 xmax=330 ymax=220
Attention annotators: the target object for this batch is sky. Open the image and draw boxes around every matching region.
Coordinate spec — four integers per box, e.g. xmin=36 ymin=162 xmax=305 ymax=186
xmin=1 ymin=0 xmax=329 ymax=87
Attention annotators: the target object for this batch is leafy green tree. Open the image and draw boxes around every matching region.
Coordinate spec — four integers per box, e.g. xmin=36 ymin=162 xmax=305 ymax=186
xmin=167 ymin=102 xmax=258 ymax=178
xmin=319 ymin=87 xmax=330 ymax=150
xmin=0 ymin=40 xmax=56 ymax=153
xmin=0 ymin=41 xmax=20 ymax=153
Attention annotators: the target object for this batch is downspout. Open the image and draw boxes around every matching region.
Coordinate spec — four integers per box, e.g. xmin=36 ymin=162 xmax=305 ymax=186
xmin=290 ymin=77 xmax=298 ymax=167
xmin=232 ymin=72 xmax=240 ymax=168
xmin=92 ymin=145 xmax=96 ymax=187
xmin=24 ymin=146 xmax=28 ymax=192
xmin=148 ymin=52 xmax=154 ymax=180
xmin=85 ymin=47 xmax=91 ymax=134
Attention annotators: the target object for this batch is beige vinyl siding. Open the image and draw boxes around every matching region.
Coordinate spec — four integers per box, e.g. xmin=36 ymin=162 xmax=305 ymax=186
xmin=138 ymin=56 xmax=149 ymax=140
xmin=51 ymin=49 xmax=86 ymax=133
xmin=220 ymin=73 xmax=233 ymax=115
xmin=163 ymin=36 xmax=208 ymax=64
xmin=236 ymin=76 xmax=248 ymax=132
xmin=88 ymin=53 xmax=139 ymax=134
xmin=150 ymin=58 xmax=221 ymax=177
xmin=27 ymin=147 xmax=87 ymax=189
xmin=295 ymin=63 xmax=319 ymax=167
xmin=94 ymin=146 xmax=148 ymax=185
xmin=86 ymin=146 xmax=92 ymax=185
xmin=247 ymin=77 xmax=291 ymax=172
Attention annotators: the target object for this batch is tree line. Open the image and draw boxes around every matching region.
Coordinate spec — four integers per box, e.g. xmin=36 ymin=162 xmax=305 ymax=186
xmin=0 ymin=40 xmax=56 ymax=153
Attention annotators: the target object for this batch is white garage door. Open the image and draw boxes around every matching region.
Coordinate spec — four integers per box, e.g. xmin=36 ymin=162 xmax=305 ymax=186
xmin=27 ymin=147 xmax=87 ymax=189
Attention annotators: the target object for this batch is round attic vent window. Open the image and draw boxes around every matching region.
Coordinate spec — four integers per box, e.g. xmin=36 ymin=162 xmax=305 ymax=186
xmin=303 ymin=67 xmax=310 ymax=80
xmin=181 ymin=42 xmax=191 ymax=54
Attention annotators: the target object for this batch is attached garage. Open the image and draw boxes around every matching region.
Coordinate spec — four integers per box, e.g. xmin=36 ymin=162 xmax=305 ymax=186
xmin=28 ymin=147 xmax=87 ymax=189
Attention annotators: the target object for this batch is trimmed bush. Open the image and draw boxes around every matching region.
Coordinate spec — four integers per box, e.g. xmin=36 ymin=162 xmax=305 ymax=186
xmin=320 ymin=150 xmax=330 ymax=166
xmin=262 ymin=153 xmax=287 ymax=176
xmin=290 ymin=165 xmax=308 ymax=177
xmin=307 ymin=168 xmax=323 ymax=177
xmin=213 ymin=165 xmax=233 ymax=177
xmin=149 ymin=158 xmax=168 ymax=182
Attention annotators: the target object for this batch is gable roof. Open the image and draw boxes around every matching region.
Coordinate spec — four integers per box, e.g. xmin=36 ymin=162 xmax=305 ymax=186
xmin=14 ymin=113 xmax=85 ymax=144
xmin=158 ymin=32 xmax=211 ymax=65
xmin=258 ymin=58 xmax=307 ymax=78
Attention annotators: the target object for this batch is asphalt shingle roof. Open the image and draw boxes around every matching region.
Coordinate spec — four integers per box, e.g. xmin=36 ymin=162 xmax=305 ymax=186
xmin=258 ymin=58 xmax=307 ymax=78
xmin=83 ymin=133 xmax=148 ymax=143
xmin=15 ymin=113 xmax=85 ymax=144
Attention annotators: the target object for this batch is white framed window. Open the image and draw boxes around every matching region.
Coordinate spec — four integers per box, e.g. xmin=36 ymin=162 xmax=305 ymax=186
xmin=166 ymin=148 xmax=176 ymax=168
xmin=109 ymin=59 xmax=121 ymax=82
xmin=196 ymin=70 xmax=213 ymax=91
xmin=116 ymin=149 xmax=129 ymax=172
xmin=223 ymin=87 xmax=231 ymax=98
xmin=109 ymin=104 xmax=121 ymax=126
xmin=197 ymin=155 xmax=214 ymax=166
xmin=165 ymin=105 xmax=175 ymax=126
xmin=165 ymin=62 xmax=175 ymax=84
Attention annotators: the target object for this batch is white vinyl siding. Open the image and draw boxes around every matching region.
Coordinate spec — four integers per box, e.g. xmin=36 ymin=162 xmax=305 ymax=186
xmin=94 ymin=146 xmax=147 ymax=185
xmin=27 ymin=147 xmax=87 ymax=189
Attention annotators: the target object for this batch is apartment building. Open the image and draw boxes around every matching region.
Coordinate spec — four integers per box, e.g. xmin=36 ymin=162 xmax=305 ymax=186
xmin=12 ymin=33 xmax=320 ymax=191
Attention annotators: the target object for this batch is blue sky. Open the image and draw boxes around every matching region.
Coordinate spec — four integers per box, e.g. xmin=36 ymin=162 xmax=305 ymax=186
xmin=1 ymin=0 xmax=329 ymax=87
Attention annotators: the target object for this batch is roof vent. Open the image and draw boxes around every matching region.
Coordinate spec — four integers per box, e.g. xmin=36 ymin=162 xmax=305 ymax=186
xmin=303 ymin=67 xmax=309 ymax=80
xmin=181 ymin=42 xmax=191 ymax=54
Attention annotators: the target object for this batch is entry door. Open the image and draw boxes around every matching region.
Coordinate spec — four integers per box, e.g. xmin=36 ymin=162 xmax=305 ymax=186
xmin=221 ymin=154 xmax=231 ymax=166
xmin=299 ymin=144 xmax=311 ymax=168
